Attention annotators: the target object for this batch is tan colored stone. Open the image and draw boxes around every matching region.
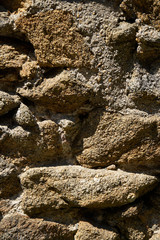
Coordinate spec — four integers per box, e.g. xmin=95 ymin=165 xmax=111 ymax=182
xmin=0 ymin=40 xmax=28 ymax=69
xmin=0 ymin=120 xmax=63 ymax=164
xmin=150 ymin=231 xmax=160 ymax=240
xmin=0 ymin=39 xmax=37 ymax=82
xmin=120 ymin=0 xmax=160 ymax=30
xmin=75 ymin=110 xmax=160 ymax=170
xmin=0 ymin=214 xmax=75 ymax=240
xmin=0 ymin=199 xmax=12 ymax=217
xmin=20 ymin=61 xmax=39 ymax=80
xmin=17 ymin=70 xmax=94 ymax=113
xmin=20 ymin=166 xmax=157 ymax=215
xmin=75 ymin=221 xmax=120 ymax=240
xmin=16 ymin=10 xmax=93 ymax=67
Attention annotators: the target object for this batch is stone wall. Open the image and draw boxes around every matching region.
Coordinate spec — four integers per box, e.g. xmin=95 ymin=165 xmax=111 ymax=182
xmin=0 ymin=0 xmax=160 ymax=239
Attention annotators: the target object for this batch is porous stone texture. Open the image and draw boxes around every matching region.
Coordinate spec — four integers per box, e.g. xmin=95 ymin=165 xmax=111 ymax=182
xmin=16 ymin=10 xmax=93 ymax=68
xmin=20 ymin=166 xmax=157 ymax=214
xmin=0 ymin=214 xmax=76 ymax=240
xmin=74 ymin=110 xmax=160 ymax=171
xmin=0 ymin=0 xmax=160 ymax=239
xmin=74 ymin=221 xmax=120 ymax=240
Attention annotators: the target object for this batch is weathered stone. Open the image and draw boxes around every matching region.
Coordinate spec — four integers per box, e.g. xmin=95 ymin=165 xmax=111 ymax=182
xmin=0 ymin=120 xmax=63 ymax=164
xmin=16 ymin=10 xmax=93 ymax=67
xmin=0 ymin=91 xmax=20 ymax=116
xmin=0 ymin=39 xmax=28 ymax=69
xmin=106 ymin=22 xmax=137 ymax=44
xmin=0 ymin=214 xmax=75 ymax=240
xmin=74 ymin=110 xmax=160 ymax=170
xmin=136 ymin=26 xmax=160 ymax=62
xmin=0 ymin=156 xmax=21 ymax=197
xmin=19 ymin=61 xmax=39 ymax=80
xmin=120 ymin=0 xmax=160 ymax=30
xmin=106 ymin=22 xmax=137 ymax=67
xmin=0 ymin=199 xmax=11 ymax=217
xmin=17 ymin=70 xmax=95 ymax=113
xmin=75 ymin=221 xmax=120 ymax=240
xmin=20 ymin=166 xmax=157 ymax=215
xmin=15 ymin=103 xmax=37 ymax=127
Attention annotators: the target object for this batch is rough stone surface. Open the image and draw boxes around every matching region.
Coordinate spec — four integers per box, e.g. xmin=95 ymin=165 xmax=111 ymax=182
xmin=0 ymin=0 xmax=160 ymax=239
xmin=0 ymin=91 xmax=20 ymax=116
xmin=0 ymin=214 xmax=75 ymax=240
xmin=15 ymin=103 xmax=37 ymax=127
xmin=16 ymin=10 xmax=93 ymax=68
xmin=74 ymin=110 xmax=160 ymax=171
xmin=0 ymin=120 xmax=63 ymax=164
xmin=0 ymin=156 xmax=21 ymax=198
xmin=119 ymin=0 xmax=160 ymax=30
xmin=20 ymin=166 xmax=157 ymax=214
xmin=136 ymin=26 xmax=160 ymax=62
xmin=75 ymin=221 xmax=120 ymax=240
xmin=17 ymin=70 xmax=97 ymax=113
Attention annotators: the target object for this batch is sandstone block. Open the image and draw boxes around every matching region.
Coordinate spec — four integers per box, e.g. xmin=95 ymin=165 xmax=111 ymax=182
xmin=120 ymin=0 xmax=160 ymax=30
xmin=20 ymin=166 xmax=157 ymax=215
xmin=75 ymin=221 xmax=120 ymax=240
xmin=75 ymin=110 xmax=160 ymax=170
xmin=16 ymin=10 xmax=93 ymax=67
xmin=17 ymin=70 xmax=95 ymax=113
xmin=0 ymin=214 xmax=75 ymax=240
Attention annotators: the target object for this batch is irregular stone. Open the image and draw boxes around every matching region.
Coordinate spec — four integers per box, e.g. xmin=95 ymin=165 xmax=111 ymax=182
xmin=150 ymin=230 xmax=160 ymax=240
xmin=0 ymin=214 xmax=75 ymax=240
xmin=16 ymin=10 xmax=93 ymax=67
xmin=136 ymin=26 xmax=160 ymax=62
xmin=0 ymin=199 xmax=11 ymax=217
xmin=36 ymin=120 xmax=63 ymax=161
xmin=75 ymin=221 xmax=120 ymax=240
xmin=74 ymin=110 xmax=160 ymax=170
xmin=106 ymin=22 xmax=137 ymax=44
xmin=0 ymin=91 xmax=20 ymax=116
xmin=120 ymin=0 xmax=160 ymax=30
xmin=20 ymin=166 xmax=157 ymax=215
xmin=0 ymin=155 xmax=21 ymax=198
xmin=106 ymin=22 xmax=137 ymax=66
xmin=15 ymin=103 xmax=37 ymax=127
xmin=0 ymin=39 xmax=28 ymax=69
xmin=0 ymin=120 xmax=63 ymax=164
xmin=17 ymin=70 xmax=95 ymax=113
xmin=19 ymin=61 xmax=39 ymax=80
xmin=126 ymin=65 xmax=160 ymax=113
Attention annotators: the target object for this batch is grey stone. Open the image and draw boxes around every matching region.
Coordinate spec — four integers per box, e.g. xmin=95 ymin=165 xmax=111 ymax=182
xmin=0 ymin=91 xmax=20 ymax=116
xmin=15 ymin=103 xmax=37 ymax=127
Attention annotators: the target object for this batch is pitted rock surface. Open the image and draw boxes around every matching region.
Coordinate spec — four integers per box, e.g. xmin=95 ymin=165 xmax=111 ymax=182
xmin=0 ymin=0 xmax=160 ymax=239
xmin=20 ymin=166 xmax=157 ymax=214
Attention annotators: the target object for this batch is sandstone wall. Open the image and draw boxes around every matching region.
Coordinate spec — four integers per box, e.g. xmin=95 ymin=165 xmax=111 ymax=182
xmin=0 ymin=0 xmax=160 ymax=239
